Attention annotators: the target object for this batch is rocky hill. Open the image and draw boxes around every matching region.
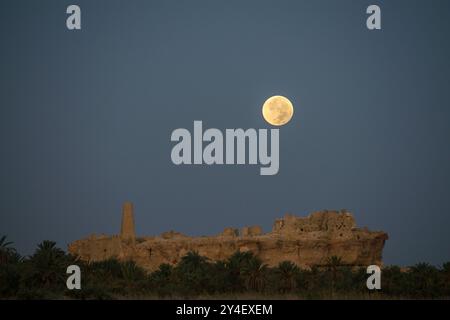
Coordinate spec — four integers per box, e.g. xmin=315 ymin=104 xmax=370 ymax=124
xmin=68 ymin=202 xmax=388 ymax=271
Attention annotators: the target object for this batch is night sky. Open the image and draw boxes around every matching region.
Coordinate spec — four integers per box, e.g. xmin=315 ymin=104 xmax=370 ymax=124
xmin=1 ymin=0 xmax=450 ymax=266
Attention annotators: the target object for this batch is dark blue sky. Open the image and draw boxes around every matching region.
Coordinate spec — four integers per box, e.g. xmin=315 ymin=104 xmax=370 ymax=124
xmin=1 ymin=0 xmax=449 ymax=266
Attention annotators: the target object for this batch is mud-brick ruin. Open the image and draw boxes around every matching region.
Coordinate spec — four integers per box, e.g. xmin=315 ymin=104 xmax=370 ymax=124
xmin=68 ymin=202 xmax=388 ymax=271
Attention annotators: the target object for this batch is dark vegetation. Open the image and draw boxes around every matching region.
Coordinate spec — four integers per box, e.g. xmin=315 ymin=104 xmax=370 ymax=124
xmin=0 ymin=236 xmax=449 ymax=299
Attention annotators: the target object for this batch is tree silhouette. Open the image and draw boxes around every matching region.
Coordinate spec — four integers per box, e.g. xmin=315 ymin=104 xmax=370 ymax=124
xmin=0 ymin=236 xmax=16 ymax=265
xmin=241 ymin=255 xmax=268 ymax=292
xmin=22 ymin=240 xmax=67 ymax=290
xmin=225 ymin=251 xmax=257 ymax=292
xmin=275 ymin=261 xmax=299 ymax=293
xmin=173 ymin=251 xmax=213 ymax=296
xmin=442 ymin=262 xmax=450 ymax=296
xmin=325 ymin=256 xmax=342 ymax=297
xmin=382 ymin=265 xmax=406 ymax=296
xmin=120 ymin=260 xmax=145 ymax=292
xmin=148 ymin=263 xmax=175 ymax=297
xmin=408 ymin=263 xmax=440 ymax=298
xmin=1 ymin=241 xmax=450 ymax=299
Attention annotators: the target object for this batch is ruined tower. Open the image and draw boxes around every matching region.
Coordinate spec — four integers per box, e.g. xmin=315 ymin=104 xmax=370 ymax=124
xmin=69 ymin=206 xmax=388 ymax=271
xmin=120 ymin=201 xmax=136 ymax=241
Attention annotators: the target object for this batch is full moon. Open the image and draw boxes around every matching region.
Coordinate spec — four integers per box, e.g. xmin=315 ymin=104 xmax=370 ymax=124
xmin=262 ymin=95 xmax=294 ymax=126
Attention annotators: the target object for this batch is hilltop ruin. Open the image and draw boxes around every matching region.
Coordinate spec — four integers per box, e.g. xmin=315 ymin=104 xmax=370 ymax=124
xmin=68 ymin=202 xmax=388 ymax=271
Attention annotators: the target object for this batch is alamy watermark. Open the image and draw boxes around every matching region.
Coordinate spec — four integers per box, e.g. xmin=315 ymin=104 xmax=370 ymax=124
xmin=66 ymin=265 xmax=81 ymax=290
xmin=366 ymin=265 xmax=381 ymax=290
xmin=170 ymin=121 xmax=279 ymax=175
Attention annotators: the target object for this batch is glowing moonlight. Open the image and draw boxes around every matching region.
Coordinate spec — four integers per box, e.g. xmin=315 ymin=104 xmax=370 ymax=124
xmin=262 ymin=95 xmax=294 ymax=126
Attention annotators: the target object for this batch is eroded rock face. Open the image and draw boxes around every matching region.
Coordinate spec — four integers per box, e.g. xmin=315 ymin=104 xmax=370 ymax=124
xmin=68 ymin=206 xmax=388 ymax=272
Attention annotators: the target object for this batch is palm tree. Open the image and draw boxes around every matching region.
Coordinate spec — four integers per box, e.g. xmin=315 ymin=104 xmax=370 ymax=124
xmin=121 ymin=260 xmax=145 ymax=284
xmin=0 ymin=236 xmax=16 ymax=265
xmin=178 ymin=251 xmax=209 ymax=270
xmin=0 ymin=236 xmax=13 ymax=249
xmin=225 ymin=251 xmax=257 ymax=292
xmin=35 ymin=240 xmax=65 ymax=257
xmin=275 ymin=261 xmax=299 ymax=293
xmin=382 ymin=265 xmax=405 ymax=296
xmin=442 ymin=262 xmax=450 ymax=297
xmin=148 ymin=263 xmax=175 ymax=297
xmin=210 ymin=260 xmax=229 ymax=293
xmin=325 ymin=256 xmax=342 ymax=297
xmin=443 ymin=262 xmax=450 ymax=273
xmin=174 ymin=251 xmax=213 ymax=296
xmin=89 ymin=257 xmax=123 ymax=281
xmin=152 ymin=263 xmax=173 ymax=279
xmin=24 ymin=240 xmax=67 ymax=289
xmin=241 ymin=256 xmax=268 ymax=292
xmin=408 ymin=262 xmax=440 ymax=298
